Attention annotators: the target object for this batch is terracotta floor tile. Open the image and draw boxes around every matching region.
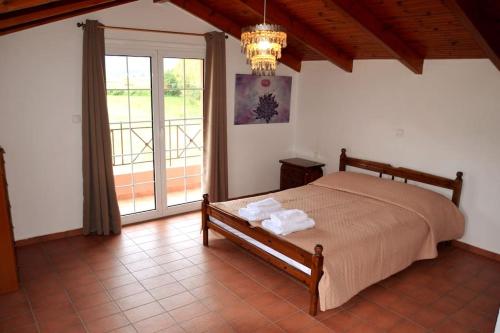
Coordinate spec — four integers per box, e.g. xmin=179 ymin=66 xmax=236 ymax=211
xmin=124 ymin=301 xmax=164 ymax=323
xmin=180 ymin=311 xmax=226 ymax=332
xmin=168 ymin=301 xmax=210 ymax=322
xmin=5 ymin=324 xmax=40 ymax=333
xmin=348 ymin=300 xmax=401 ymax=330
xmin=386 ymin=295 xmax=421 ymax=317
xmin=254 ymin=323 xmax=285 ymax=333
xmin=388 ymin=319 xmax=426 ymax=333
xmin=0 ymin=302 xmax=31 ymax=320
xmin=37 ymin=313 xmax=82 ymax=333
xmin=286 ymin=289 xmax=310 ymax=311
xmin=468 ymin=294 xmax=500 ymax=318
xmin=120 ymin=252 xmax=151 ymax=265
xmin=0 ymin=312 xmax=36 ymax=332
xmin=133 ymin=266 xmax=167 ymax=281
xmin=144 ymin=246 xmax=177 ymax=258
xmin=67 ymin=281 xmax=106 ymax=300
xmin=451 ymin=306 xmax=496 ymax=332
xmin=170 ymin=266 xmax=203 ymax=281
xmin=348 ymin=321 xmax=385 ymax=333
xmin=140 ymin=274 xmax=176 ymax=290
xmin=431 ymin=295 xmax=464 ymax=315
xmin=116 ymin=292 xmax=156 ymax=311
xmin=78 ymin=301 xmax=121 ymax=322
xmin=433 ymin=319 xmax=477 ymax=333
xmin=109 ymin=282 xmax=147 ymax=300
xmin=161 ymin=259 xmax=194 ymax=273
xmin=109 ymin=325 xmax=138 ymax=333
xmin=91 ymin=259 xmax=125 ymax=273
xmin=188 ymin=281 xmax=229 ymax=300
xmin=448 ymin=286 xmax=478 ymax=303
xmin=33 ymin=303 xmax=75 ymax=322
xmin=276 ymin=311 xmax=320 ymax=333
xmin=297 ymin=323 xmax=332 ymax=333
xmin=126 ymin=259 xmax=159 ymax=272
xmin=222 ymin=276 xmax=267 ymax=299
xmin=73 ymin=290 xmax=113 ymax=310
xmin=360 ymin=284 xmax=400 ymax=308
xmin=152 ymin=252 xmax=184 ymax=265
xmin=408 ymin=306 xmax=447 ymax=329
xmin=86 ymin=313 xmax=130 ymax=333
xmin=158 ymin=291 xmax=197 ymax=311
xmin=102 ymin=274 xmax=138 ymax=290
xmin=258 ymin=299 xmax=299 ymax=322
xmin=95 ymin=266 xmax=130 ymax=280
xmin=149 ymin=282 xmax=187 ymax=301
xmin=179 ymin=274 xmax=215 ymax=290
xmin=200 ymin=292 xmax=242 ymax=311
xmin=245 ymin=291 xmax=282 ymax=309
xmin=29 ymin=290 xmax=71 ymax=310
xmin=322 ymin=310 xmax=361 ymax=332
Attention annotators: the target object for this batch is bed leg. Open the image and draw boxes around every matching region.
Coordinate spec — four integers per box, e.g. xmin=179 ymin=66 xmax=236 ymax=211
xmin=202 ymin=194 xmax=209 ymax=247
xmin=309 ymin=244 xmax=324 ymax=316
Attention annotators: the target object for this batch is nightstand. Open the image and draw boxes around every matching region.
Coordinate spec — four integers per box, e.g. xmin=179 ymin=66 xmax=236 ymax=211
xmin=279 ymin=158 xmax=325 ymax=191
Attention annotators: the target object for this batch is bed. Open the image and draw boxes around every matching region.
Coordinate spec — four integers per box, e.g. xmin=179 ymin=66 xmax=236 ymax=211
xmin=201 ymin=149 xmax=465 ymax=315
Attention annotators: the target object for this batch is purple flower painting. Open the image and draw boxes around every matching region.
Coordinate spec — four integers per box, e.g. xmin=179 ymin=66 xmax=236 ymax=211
xmin=234 ymin=74 xmax=292 ymax=125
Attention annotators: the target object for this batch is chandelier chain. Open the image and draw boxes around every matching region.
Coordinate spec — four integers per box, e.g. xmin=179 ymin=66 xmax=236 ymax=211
xmin=263 ymin=0 xmax=267 ymax=24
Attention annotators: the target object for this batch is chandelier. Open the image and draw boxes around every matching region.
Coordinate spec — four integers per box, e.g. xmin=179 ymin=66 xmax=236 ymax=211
xmin=241 ymin=0 xmax=287 ymax=76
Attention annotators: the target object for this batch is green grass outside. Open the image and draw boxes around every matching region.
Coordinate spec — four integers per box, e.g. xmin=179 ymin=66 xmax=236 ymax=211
xmin=107 ymin=94 xmax=202 ymax=123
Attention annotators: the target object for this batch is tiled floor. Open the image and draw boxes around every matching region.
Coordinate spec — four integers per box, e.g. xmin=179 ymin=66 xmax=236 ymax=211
xmin=1 ymin=212 xmax=499 ymax=333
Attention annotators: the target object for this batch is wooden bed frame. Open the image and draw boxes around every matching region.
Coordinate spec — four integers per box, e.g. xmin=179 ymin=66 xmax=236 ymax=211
xmin=201 ymin=148 xmax=463 ymax=316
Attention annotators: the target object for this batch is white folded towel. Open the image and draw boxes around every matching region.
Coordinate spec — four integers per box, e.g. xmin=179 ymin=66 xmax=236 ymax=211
xmin=270 ymin=209 xmax=309 ymax=226
xmin=247 ymin=198 xmax=281 ymax=209
xmin=238 ymin=203 xmax=282 ymax=222
xmin=262 ymin=217 xmax=315 ymax=236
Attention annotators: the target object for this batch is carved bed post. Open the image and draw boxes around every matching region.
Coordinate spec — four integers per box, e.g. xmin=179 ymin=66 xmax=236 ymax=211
xmin=339 ymin=148 xmax=347 ymax=171
xmin=452 ymin=172 xmax=463 ymax=207
xmin=202 ymin=194 xmax=209 ymax=246
xmin=309 ymin=244 xmax=324 ymax=315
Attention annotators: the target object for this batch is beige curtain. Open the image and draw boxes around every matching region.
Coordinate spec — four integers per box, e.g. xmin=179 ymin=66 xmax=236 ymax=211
xmin=203 ymin=32 xmax=228 ymax=202
xmin=82 ymin=20 xmax=121 ymax=235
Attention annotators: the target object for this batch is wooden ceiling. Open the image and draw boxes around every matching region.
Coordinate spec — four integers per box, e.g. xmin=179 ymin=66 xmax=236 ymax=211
xmin=1 ymin=0 xmax=498 ymax=73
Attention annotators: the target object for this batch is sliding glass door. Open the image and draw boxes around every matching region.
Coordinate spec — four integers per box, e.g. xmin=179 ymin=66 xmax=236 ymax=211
xmin=105 ymin=48 xmax=204 ymax=223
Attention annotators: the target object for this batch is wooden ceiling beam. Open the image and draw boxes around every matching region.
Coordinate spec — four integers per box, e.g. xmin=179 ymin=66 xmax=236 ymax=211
xmin=0 ymin=1 xmax=60 ymax=14
xmin=442 ymin=0 xmax=500 ymax=71
xmin=237 ymin=0 xmax=353 ymax=72
xmin=0 ymin=0 xmax=136 ymax=35
xmin=166 ymin=0 xmax=302 ymax=72
xmin=324 ymin=0 xmax=424 ymax=74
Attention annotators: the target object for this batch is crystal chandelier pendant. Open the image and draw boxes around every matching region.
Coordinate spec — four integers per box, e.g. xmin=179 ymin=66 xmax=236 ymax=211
xmin=241 ymin=1 xmax=287 ymax=76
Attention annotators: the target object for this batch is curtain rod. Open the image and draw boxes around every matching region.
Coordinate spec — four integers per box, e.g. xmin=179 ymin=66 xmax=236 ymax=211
xmin=76 ymin=22 xmax=228 ymax=39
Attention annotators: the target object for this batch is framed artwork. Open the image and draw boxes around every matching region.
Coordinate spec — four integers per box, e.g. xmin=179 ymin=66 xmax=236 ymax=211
xmin=234 ymin=74 xmax=292 ymax=125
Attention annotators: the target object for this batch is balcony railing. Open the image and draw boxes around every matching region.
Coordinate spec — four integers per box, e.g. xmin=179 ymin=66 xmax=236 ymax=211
xmin=109 ymin=118 xmax=203 ymax=166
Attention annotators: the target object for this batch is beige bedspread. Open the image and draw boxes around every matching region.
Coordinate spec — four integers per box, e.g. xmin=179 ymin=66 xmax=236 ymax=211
xmin=211 ymin=172 xmax=464 ymax=310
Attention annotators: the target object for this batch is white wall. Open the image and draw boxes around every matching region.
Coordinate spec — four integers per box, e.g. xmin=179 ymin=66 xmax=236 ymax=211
xmin=294 ymin=60 xmax=500 ymax=253
xmin=0 ymin=0 xmax=298 ymax=240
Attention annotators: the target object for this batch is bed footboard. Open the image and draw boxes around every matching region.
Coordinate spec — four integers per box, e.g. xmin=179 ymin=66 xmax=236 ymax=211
xmin=201 ymin=193 xmax=324 ymax=316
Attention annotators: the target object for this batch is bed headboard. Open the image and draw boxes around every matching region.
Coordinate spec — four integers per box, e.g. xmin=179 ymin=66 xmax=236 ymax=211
xmin=339 ymin=148 xmax=463 ymax=207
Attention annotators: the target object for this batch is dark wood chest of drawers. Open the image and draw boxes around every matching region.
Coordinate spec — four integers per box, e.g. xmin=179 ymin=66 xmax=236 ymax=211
xmin=279 ymin=158 xmax=325 ymax=191
xmin=0 ymin=147 xmax=19 ymax=294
